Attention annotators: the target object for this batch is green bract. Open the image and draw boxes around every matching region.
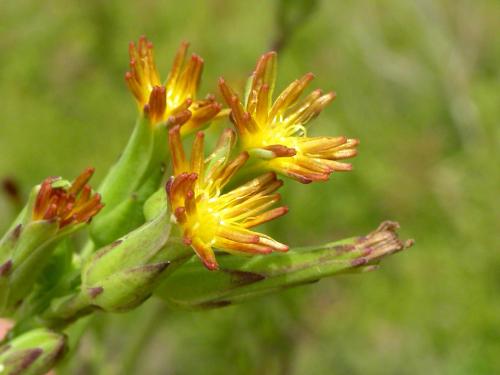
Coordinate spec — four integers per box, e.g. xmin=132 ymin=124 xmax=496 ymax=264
xmin=0 ymin=328 xmax=66 ymax=375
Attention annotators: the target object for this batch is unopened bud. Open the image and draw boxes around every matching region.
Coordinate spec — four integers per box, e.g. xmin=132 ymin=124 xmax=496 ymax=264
xmin=156 ymin=221 xmax=413 ymax=309
xmin=47 ymin=209 xmax=191 ymax=319
xmin=0 ymin=171 xmax=101 ymax=314
xmin=0 ymin=328 xmax=66 ymax=375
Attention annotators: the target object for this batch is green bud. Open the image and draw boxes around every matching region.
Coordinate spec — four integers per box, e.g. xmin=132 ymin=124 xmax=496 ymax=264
xmin=156 ymin=221 xmax=413 ymax=309
xmin=0 ymin=328 xmax=66 ymax=375
xmin=45 ymin=207 xmax=191 ymax=321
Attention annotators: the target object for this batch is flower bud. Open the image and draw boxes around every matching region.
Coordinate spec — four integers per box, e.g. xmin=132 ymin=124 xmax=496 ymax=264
xmin=46 ymin=208 xmax=191 ymax=319
xmin=0 ymin=328 xmax=66 ymax=375
xmin=155 ymin=221 xmax=413 ymax=309
xmin=0 ymin=170 xmax=102 ymax=313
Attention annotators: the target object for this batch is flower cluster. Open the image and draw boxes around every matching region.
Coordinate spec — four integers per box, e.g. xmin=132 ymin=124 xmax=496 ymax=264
xmin=0 ymin=36 xmax=412 ymax=372
xmin=148 ymin=41 xmax=360 ymax=269
xmin=125 ymin=36 xmax=221 ymax=132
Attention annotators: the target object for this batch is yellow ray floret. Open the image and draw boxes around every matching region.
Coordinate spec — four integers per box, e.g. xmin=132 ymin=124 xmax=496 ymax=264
xmin=125 ymin=36 xmax=221 ymax=131
xmin=219 ymin=51 xmax=359 ymax=183
xmin=167 ymin=126 xmax=289 ymax=270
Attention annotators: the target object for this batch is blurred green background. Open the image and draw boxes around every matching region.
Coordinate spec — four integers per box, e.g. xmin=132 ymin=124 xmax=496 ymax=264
xmin=1 ymin=0 xmax=499 ymax=374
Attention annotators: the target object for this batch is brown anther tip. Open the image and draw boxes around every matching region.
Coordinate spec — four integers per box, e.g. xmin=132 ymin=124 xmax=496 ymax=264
xmin=304 ymin=72 xmax=315 ymax=80
xmin=191 ymin=53 xmax=204 ymax=63
xmin=146 ymin=41 xmax=154 ymax=49
xmin=84 ymin=167 xmax=95 ymax=176
xmin=186 ymin=190 xmax=195 ymax=199
xmin=196 ymin=131 xmax=205 ymax=139
xmin=206 ymin=93 xmax=216 ymax=101
xmin=213 ymin=102 xmax=222 ymax=111
xmin=188 ymin=173 xmax=198 ymax=181
xmin=264 ymin=51 xmax=277 ymax=58
xmin=125 ymin=71 xmax=133 ymax=80
xmin=169 ymin=125 xmax=181 ymax=135
xmin=183 ymin=236 xmax=192 ymax=245
xmin=218 ymin=77 xmax=226 ymax=85
xmin=328 ymin=91 xmax=337 ymax=100
xmin=230 ymin=95 xmax=239 ymax=103
xmin=204 ymin=261 xmax=219 ymax=271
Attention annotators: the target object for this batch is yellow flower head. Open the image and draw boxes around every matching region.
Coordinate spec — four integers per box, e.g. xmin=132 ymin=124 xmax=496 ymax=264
xmin=33 ymin=168 xmax=103 ymax=228
xmin=167 ymin=126 xmax=289 ymax=270
xmin=218 ymin=51 xmax=359 ymax=183
xmin=125 ymin=37 xmax=222 ymax=131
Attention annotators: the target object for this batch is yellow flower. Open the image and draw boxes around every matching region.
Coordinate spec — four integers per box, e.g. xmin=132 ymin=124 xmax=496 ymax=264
xmin=167 ymin=126 xmax=288 ymax=270
xmin=125 ymin=37 xmax=222 ymax=131
xmin=218 ymin=51 xmax=359 ymax=183
xmin=33 ymin=168 xmax=103 ymax=228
